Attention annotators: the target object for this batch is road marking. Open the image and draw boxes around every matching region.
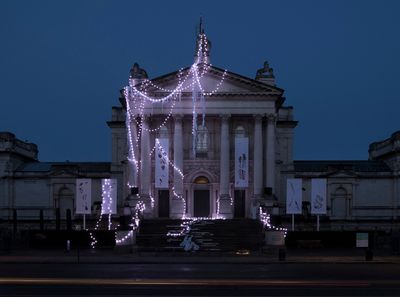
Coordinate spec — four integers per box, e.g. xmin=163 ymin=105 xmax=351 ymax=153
xmin=0 ymin=277 xmax=372 ymax=287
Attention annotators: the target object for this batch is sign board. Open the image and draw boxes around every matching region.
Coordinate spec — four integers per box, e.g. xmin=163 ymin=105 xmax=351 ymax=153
xmin=356 ymin=232 xmax=369 ymax=248
xmin=286 ymin=178 xmax=302 ymax=214
xmin=235 ymin=137 xmax=249 ymax=188
xmin=155 ymin=138 xmax=169 ymax=189
xmin=311 ymin=178 xmax=327 ymax=215
xmin=75 ymin=179 xmax=91 ymax=214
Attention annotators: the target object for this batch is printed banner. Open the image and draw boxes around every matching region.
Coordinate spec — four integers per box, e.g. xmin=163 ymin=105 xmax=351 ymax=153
xmin=356 ymin=233 xmax=369 ymax=248
xmin=155 ymin=138 xmax=169 ymax=189
xmin=235 ymin=137 xmax=249 ymax=188
xmin=311 ymin=178 xmax=327 ymax=215
xmin=101 ymin=179 xmax=117 ymax=214
xmin=75 ymin=179 xmax=92 ymax=214
xmin=286 ymin=178 xmax=302 ymax=214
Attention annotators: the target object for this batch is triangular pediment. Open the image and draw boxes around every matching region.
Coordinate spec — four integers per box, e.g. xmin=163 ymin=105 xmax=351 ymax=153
xmin=48 ymin=170 xmax=78 ymax=178
xmin=326 ymin=170 xmax=358 ymax=178
xmin=135 ymin=65 xmax=284 ymax=96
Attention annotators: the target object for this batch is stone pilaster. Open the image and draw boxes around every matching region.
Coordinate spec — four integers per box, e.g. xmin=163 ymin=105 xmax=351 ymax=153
xmin=253 ymin=114 xmax=263 ymax=198
xmin=171 ymin=115 xmax=184 ymax=218
xmin=219 ymin=114 xmax=232 ymax=218
xmin=266 ymin=113 xmax=276 ymax=193
xmin=139 ymin=116 xmax=153 ymax=217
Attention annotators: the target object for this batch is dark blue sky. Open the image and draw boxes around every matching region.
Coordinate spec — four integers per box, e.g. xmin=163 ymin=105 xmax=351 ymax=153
xmin=1 ymin=0 xmax=399 ymax=161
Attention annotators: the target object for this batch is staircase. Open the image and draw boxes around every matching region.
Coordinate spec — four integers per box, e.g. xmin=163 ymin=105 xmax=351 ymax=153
xmin=136 ymin=218 xmax=265 ymax=253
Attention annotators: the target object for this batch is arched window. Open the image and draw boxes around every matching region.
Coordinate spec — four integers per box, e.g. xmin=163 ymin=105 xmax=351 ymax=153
xmin=194 ymin=176 xmax=209 ymax=184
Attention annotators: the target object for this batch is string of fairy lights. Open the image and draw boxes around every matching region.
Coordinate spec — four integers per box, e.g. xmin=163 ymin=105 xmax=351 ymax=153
xmin=88 ymin=31 xmax=286 ymax=249
xmin=124 ymin=32 xmax=227 ymax=220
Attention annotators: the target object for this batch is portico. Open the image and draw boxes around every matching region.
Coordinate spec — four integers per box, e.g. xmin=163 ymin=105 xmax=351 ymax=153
xmin=110 ymin=30 xmax=296 ymax=221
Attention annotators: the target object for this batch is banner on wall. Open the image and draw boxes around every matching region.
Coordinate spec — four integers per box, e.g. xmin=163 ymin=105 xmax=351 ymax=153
xmin=155 ymin=138 xmax=169 ymax=189
xmin=311 ymin=178 xmax=327 ymax=215
xmin=75 ymin=179 xmax=92 ymax=214
xmin=286 ymin=178 xmax=302 ymax=214
xmin=235 ymin=137 xmax=249 ymax=188
xmin=101 ymin=178 xmax=117 ymax=214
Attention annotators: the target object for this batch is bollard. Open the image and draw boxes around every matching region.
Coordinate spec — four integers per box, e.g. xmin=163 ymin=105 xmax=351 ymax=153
xmin=278 ymin=248 xmax=286 ymax=261
xmin=39 ymin=209 xmax=44 ymax=231
xmin=365 ymin=248 xmax=373 ymax=261
xmin=12 ymin=209 xmax=17 ymax=234
xmin=56 ymin=208 xmax=60 ymax=231
xmin=66 ymin=240 xmax=71 ymax=253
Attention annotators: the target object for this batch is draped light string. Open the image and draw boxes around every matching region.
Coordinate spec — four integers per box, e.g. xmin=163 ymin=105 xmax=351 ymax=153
xmin=124 ymin=87 xmax=139 ymax=188
xmin=128 ymin=92 xmax=179 ymax=133
xmin=118 ymin=32 xmax=229 ymax=248
xmin=100 ymin=179 xmax=114 ymax=230
xmin=90 ymin=179 xmax=115 ymax=249
xmin=115 ymin=200 xmax=146 ymax=245
xmin=166 ymin=216 xmax=226 ymax=240
xmin=88 ymin=32 xmax=231 ymax=250
xmin=259 ymin=207 xmax=288 ymax=237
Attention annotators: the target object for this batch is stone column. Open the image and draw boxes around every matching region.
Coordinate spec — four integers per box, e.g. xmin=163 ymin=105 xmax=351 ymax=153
xmin=219 ymin=114 xmax=232 ymax=218
xmin=140 ymin=116 xmax=152 ymax=217
xmin=128 ymin=117 xmax=139 ymax=188
xmin=266 ymin=114 xmax=276 ymax=194
xmin=171 ymin=115 xmax=184 ymax=218
xmin=253 ymin=115 xmax=263 ymax=198
xmin=125 ymin=116 xmax=140 ymax=209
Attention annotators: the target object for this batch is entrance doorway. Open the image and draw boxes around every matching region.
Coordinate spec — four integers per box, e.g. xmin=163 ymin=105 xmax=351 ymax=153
xmin=158 ymin=190 xmax=170 ymax=218
xmin=194 ymin=190 xmax=210 ymax=217
xmin=193 ymin=176 xmax=211 ymax=217
xmin=234 ymin=190 xmax=246 ymax=218
xmin=331 ymin=187 xmax=347 ymax=219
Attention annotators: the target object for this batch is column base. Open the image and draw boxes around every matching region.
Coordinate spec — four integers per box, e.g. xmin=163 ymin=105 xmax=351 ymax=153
xmin=170 ymin=196 xmax=185 ymax=219
xmin=218 ymin=194 xmax=233 ymax=219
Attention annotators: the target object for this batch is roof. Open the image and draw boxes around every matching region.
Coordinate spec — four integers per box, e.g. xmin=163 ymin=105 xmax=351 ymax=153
xmin=15 ymin=162 xmax=111 ymax=173
xmin=293 ymin=160 xmax=392 ymax=173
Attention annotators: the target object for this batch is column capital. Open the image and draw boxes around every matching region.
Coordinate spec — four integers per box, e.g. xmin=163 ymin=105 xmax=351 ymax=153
xmin=253 ymin=114 xmax=263 ymax=121
xmin=173 ymin=114 xmax=184 ymax=121
xmin=220 ymin=114 xmax=231 ymax=121
xmin=266 ymin=113 xmax=277 ymax=122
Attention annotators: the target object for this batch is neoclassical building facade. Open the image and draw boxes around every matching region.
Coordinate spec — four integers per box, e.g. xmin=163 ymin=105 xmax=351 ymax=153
xmin=0 ymin=32 xmax=399 ymax=231
xmin=108 ymin=59 xmax=297 ymax=220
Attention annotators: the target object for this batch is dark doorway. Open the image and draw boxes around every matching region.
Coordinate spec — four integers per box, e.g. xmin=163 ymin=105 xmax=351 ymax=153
xmin=158 ymin=190 xmax=170 ymax=218
xmin=234 ymin=190 xmax=246 ymax=218
xmin=194 ymin=190 xmax=210 ymax=217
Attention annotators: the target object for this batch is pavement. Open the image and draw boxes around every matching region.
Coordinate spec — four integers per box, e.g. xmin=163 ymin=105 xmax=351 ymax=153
xmin=1 ymin=247 xmax=400 ymax=264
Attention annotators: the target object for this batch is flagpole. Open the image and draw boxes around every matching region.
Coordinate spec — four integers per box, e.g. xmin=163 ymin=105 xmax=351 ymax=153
xmin=292 ymin=214 xmax=294 ymax=231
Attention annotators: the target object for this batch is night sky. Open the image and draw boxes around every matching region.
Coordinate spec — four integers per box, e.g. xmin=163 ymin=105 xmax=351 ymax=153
xmin=1 ymin=0 xmax=399 ymax=162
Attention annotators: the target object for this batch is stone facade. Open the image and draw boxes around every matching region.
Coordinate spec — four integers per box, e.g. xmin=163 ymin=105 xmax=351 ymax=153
xmin=0 ymin=57 xmax=399 ymax=231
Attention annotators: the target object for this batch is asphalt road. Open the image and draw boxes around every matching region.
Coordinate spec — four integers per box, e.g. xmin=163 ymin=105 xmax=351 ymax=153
xmin=1 ymin=263 xmax=400 ymax=296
